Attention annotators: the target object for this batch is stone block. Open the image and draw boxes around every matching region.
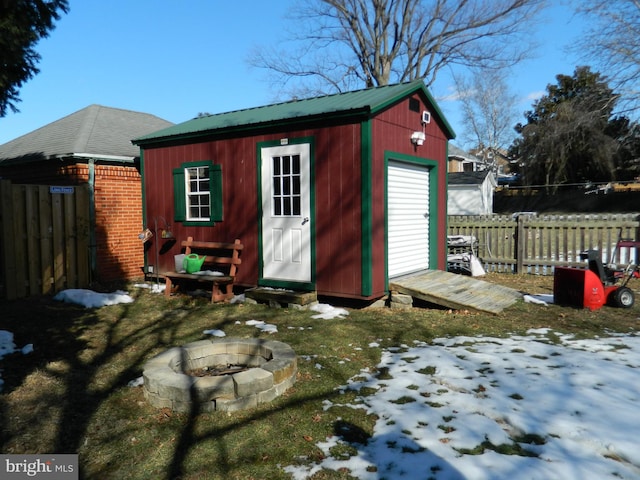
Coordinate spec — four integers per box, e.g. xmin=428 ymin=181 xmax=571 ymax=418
xmin=224 ymin=353 xmax=243 ymax=365
xmin=183 ymin=356 xmax=207 ymax=371
xmin=215 ymin=337 xmax=247 ymax=353
xmin=146 ymin=392 xmax=173 ymax=409
xmin=237 ymin=354 xmax=267 ymax=367
xmin=390 ymin=302 xmax=412 ymax=310
xmin=273 ymin=377 xmax=295 ymax=396
xmin=257 ymin=386 xmax=278 ymax=404
xmin=262 ymin=358 xmax=297 ymax=385
xmin=187 ymin=353 xmax=234 ymax=368
xmin=143 ymin=347 xmax=182 ymax=370
xmin=193 ymin=375 xmax=236 ymax=401
xmin=235 ymin=339 xmax=268 ymax=356
xmin=143 ymin=366 xmax=175 ymax=394
xmin=171 ymin=400 xmax=192 ymax=414
xmin=233 ymin=368 xmax=273 ymax=397
xmin=216 ymin=395 xmax=258 ymax=412
xmin=366 ymin=296 xmax=389 ymax=308
xmin=199 ymin=400 xmax=217 ymax=413
xmin=182 ymin=340 xmax=215 ymax=360
xmin=157 ymin=373 xmax=194 ymax=403
xmin=269 ymin=340 xmax=296 ymax=355
xmin=391 ymin=293 xmax=413 ymax=305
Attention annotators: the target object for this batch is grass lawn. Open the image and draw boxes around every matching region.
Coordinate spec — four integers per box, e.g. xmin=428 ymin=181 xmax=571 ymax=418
xmin=1 ymin=273 xmax=638 ymax=479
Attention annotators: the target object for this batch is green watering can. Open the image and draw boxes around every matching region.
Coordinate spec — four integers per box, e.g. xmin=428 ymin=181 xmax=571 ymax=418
xmin=183 ymin=254 xmax=206 ymax=273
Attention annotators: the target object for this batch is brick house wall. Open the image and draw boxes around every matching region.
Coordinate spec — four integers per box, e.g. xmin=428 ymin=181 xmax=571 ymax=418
xmin=91 ymin=164 xmax=144 ymax=282
xmin=0 ymin=160 xmax=144 ymax=283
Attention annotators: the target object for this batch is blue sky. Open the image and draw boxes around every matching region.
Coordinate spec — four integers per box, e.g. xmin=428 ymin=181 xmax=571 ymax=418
xmin=0 ymin=1 xmax=587 ymax=147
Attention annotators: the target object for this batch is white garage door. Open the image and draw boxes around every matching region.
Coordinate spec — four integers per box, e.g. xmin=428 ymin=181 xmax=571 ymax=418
xmin=388 ymin=160 xmax=430 ymax=278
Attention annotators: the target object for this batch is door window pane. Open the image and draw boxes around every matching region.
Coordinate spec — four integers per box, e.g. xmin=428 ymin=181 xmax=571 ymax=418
xmin=272 ymin=154 xmax=302 ymax=217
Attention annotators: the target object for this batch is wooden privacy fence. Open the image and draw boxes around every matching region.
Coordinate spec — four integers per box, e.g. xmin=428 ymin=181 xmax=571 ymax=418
xmin=449 ymin=213 xmax=640 ymax=274
xmin=0 ymin=180 xmax=91 ymax=300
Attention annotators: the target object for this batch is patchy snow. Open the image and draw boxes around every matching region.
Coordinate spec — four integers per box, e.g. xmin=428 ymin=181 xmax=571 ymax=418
xmin=133 ymin=283 xmax=166 ymax=294
xmin=284 ymin=329 xmax=640 ymax=480
xmin=230 ymin=294 xmax=245 ymax=304
xmin=5 ymin=288 xmax=640 ymax=478
xmin=245 ymin=319 xmax=278 ymax=334
xmin=127 ymin=376 xmax=144 ymax=387
xmin=0 ymin=331 xmax=33 ymax=392
xmin=203 ymin=329 xmax=226 ymax=337
xmin=310 ymin=303 xmax=350 ymax=319
xmin=523 ymin=294 xmax=554 ymax=306
xmin=53 ymin=289 xmax=134 ymax=308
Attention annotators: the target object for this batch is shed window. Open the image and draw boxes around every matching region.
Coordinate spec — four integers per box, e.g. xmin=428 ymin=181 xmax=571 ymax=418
xmin=186 ymin=166 xmax=210 ymax=220
xmin=172 ymin=161 xmax=222 ymax=225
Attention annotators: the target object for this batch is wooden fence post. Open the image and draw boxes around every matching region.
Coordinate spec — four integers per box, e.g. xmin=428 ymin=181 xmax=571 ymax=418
xmin=515 ymin=214 xmax=525 ymax=273
xmin=0 ymin=179 xmax=17 ymax=299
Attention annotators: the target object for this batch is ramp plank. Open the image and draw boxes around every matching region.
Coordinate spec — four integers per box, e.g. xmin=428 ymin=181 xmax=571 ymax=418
xmin=389 ymin=270 xmax=522 ymax=315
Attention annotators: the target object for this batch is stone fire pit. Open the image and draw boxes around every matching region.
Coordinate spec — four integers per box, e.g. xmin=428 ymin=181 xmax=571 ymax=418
xmin=143 ymin=338 xmax=297 ymax=413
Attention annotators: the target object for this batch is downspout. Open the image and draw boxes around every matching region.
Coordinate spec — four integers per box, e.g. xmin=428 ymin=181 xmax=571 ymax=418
xmin=88 ymin=158 xmax=97 ymax=280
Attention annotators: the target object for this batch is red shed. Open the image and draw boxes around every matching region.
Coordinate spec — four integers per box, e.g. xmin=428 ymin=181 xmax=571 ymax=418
xmin=133 ymin=80 xmax=455 ymax=301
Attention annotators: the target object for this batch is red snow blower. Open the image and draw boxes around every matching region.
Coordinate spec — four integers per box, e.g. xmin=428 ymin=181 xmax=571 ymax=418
xmin=553 ymin=239 xmax=639 ymax=311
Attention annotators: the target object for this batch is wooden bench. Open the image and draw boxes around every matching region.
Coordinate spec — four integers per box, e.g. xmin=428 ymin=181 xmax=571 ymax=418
xmin=162 ymin=237 xmax=243 ymax=302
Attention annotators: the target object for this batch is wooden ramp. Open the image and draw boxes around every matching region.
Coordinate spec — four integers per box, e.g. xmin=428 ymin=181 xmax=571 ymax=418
xmin=389 ymin=270 xmax=522 ymax=315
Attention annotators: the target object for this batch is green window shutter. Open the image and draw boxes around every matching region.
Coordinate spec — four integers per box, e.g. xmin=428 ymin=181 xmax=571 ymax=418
xmin=173 ymin=167 xmax=186 ymax=222
xmin=210 ymin=164 xmax=223 ymax=222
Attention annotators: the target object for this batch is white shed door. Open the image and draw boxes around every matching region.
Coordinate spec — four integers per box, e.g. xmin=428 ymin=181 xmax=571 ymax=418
xmin=260 ymin=143 xmax=312 ymax=283
xmin=388 ymin=160 xmax=430 ymax=278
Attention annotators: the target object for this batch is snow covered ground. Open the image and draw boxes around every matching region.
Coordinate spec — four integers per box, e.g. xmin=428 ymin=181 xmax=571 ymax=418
xmin=285 ymin=330 xmax=640 ymax=480
xmin=2 ymin=288 xmax=639 ymax=478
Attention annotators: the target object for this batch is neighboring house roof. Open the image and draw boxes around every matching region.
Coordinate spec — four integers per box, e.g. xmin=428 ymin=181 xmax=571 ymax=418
xmin=133 ymin=80 xmax=455 ymax=146
xmin=448 ymin=170 xmax=496 ymax=186
xmin=0 ymin=105 xmax=173 ymax=165
xmin=448 ymin=144 xmax=481 ymax=163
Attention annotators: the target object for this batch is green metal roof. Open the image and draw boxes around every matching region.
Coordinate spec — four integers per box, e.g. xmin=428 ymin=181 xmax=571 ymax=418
xmin=133 ymin=80 xmax=455 ymax=146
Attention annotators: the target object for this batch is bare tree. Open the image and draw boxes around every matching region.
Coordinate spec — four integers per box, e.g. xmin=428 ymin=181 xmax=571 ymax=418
xmin=573 ymin=0 xmax=640 ymax=114
xmin=455 ymin=69 xmax=519 ymax=172
xmin=249 ymin=0 xmax=546 ymax=98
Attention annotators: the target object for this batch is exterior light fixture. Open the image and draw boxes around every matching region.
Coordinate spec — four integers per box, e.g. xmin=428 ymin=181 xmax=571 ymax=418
xmin=411 ymin=131 xmax=426 ymax=146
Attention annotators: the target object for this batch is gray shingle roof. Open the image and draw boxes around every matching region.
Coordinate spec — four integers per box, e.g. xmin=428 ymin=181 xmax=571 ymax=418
xmin=0 ymin=105 xmax=173 ymax=164
xmin=448 ymin=144 xmax=481 ymax=163
xmin=133 ymin=80 xmax=455 ymax=145
xmin=448 ymin=170 xmax=492 ymax=185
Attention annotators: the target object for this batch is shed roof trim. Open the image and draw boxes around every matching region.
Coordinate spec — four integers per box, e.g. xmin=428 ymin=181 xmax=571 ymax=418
xmin=133 ymin=80 xmax=455 ymax=145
